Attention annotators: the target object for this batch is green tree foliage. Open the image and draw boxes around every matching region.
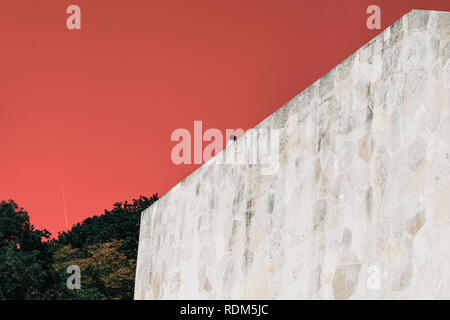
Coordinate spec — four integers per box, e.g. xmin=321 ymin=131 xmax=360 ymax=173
xmin=53 ymin=240 xmax=136 ymax=300
xmin=0 ymin=200 xmax=55 ymax=299
xmin=0 ymin=200 xmax=50 ymax=251
xmin=54 ymin=195 xmax=158 ymax=259
xmin=0 ymin=195 xmax=158 ymax=300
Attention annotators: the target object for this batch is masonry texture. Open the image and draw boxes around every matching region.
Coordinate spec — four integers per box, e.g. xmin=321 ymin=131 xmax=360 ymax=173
xmin=135 ymin=10 xmax=450 ymax=299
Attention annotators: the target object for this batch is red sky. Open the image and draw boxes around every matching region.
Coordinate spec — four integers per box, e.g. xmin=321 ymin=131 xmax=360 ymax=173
xmin=1 ymin=0 xmax=449 ymax=235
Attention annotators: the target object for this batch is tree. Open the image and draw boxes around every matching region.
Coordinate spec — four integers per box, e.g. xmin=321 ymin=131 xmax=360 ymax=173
xmin=0 ymin=200 xmax=55 ymax=299
xmin=0 ymin=200 xmax=50 ymax=251
xmin=54 ymin=195 xmax=158 ymax=260
xmin=53 ymin=240 xmax=136 ymax=300
xmin=0 ymin=195 xmax=158 ymax=300
xmin=50 ymin=195 xmax=157 ymax=300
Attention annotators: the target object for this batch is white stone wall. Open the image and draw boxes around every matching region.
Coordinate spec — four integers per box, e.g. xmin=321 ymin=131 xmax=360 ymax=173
xmin=135 ymin=10 xmax=450 ymax=299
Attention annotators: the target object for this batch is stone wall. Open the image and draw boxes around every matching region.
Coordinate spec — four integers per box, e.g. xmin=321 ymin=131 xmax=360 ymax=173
xmin=135 ymin=10 xmax=450 ymax=299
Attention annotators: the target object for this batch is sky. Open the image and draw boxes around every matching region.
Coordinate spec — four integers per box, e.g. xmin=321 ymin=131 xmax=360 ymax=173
xmin=1 ymin=0 xmax=449 ymax=235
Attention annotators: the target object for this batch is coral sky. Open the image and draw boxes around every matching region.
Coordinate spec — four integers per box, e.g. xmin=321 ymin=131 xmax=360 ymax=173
xmin=1 ymin=0 xmax=449 ymax=235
